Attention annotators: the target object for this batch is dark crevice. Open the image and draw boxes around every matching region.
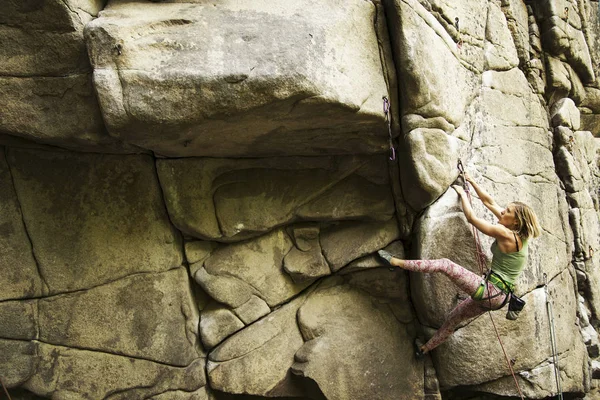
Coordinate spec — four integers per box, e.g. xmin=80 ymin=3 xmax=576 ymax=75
xmin=2 ymin=338 xmax=204 ymax=369
xmin=0 ymin=266 xmax=184 ymax=304
xmin=4 ymin=148 xmax=49 ymax=295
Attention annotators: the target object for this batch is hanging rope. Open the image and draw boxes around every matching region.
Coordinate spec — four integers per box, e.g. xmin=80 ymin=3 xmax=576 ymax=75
xmin=383 ymin=97 xmax=396 ymax=161
xmin=0 ymin=377 xmax=12 ymax=400
xmin=544 ymin=273 xmax=564 ymax=400
xmin=457 ymin=159 xmax=525 ymax=400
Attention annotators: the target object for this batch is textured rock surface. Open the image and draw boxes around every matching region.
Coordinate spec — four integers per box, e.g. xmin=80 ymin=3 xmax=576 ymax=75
xmin=2 ymin=0 xmax=600 ymax=399
xmin=293 ymin=277 xmax=421 ymax=400
xmin=85 ymin=0 xmax=397 ymax=157
xmin=7 ymin=149 xmax=183 ymax=295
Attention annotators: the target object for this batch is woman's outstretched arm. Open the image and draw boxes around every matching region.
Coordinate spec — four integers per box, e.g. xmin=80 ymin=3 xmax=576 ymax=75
xmin=452 ymin=185 xmax=506 ymax=240
xmin=464 ymin=172 xmax=503 ymax=220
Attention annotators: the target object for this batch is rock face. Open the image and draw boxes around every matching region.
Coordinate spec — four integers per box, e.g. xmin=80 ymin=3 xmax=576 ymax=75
xmin=1 ymin=1 xmax=600 ymax=400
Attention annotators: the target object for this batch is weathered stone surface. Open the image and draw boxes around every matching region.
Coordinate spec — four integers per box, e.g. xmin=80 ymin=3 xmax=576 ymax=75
xmin=8 ymin=149 xmax=182 ymax=294
xmin=293 ymin=277 xmax=421 ymax=399
xmin=23 ymin=343 xmax=206 ymax=399
xmin=0 ymin=26 xmax=89 ymax=76
xmin=536 ymin=0 xmax=595 ymax=83
xmin=0 ymin=300 xmax=37 ymax=340
xmin=0 ymin=0 xmax=104 ymax=31
xmin=0 ymin=150 xmax=44 ymax=300
xmin=38 ymin=268 xmax=201 ymax=366
xmin=232 ymin=295 xmax=271 ymax=326
xmin=148 ymin=388 xmax=210 ymax=400
xmin=0 ymin=75 xmax=136 ymax=153
xmin=200 ymin=229 xmax=309 ymax=308
xmin=157 ymin=155 xmax=394 ymax=241
xmin=501 ymin=0 xmax=530 ymax=65
xmin=433 ymin=268 xmax=585 ymax=395
xmin=200 ymin=302 xmax=245 ymax=350
xmin=485 ymin=2 xmax=520 ymax=71
xmin=85 ymin=0 xmax=394 ymax=157
xmin=385 ymin=0 xmax=483 ymax=127
xmin=207 ymin=292 xmax=308 ymax=397
xmin=0 ymin=339 xmax=36 ymax=388
xmin=551 ymin=97 xmax=581 ymax=129
xmin=283 ymin=224 xmax=330 ymax=282
xmin=339 ymin=239 xmax=405 ymax=274
xmin=320 ymin=218 xmax=400 ymax=272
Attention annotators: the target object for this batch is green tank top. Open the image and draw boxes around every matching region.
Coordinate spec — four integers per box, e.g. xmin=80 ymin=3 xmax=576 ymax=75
xmin=490 ymin=239 xmax=528 ymax=285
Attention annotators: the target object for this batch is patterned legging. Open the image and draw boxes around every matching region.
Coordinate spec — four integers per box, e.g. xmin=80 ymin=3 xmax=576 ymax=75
xmin=403 ymin=259 xmax=508 ymax=353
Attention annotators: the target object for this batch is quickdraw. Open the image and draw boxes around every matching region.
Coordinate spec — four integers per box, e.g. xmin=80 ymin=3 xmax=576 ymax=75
xmin=383 ymin=97 xmax=396 ymax=161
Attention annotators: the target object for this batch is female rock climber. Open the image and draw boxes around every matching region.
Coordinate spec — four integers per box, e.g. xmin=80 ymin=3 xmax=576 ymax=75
xmin=378 ymin=172 xmax=541 ymax=356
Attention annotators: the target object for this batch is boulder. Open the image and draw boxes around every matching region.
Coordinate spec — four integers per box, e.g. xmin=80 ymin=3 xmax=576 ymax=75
xmin=207 ymin=292 xmax=308 ymax=397
xmin=7 ymin=149 xmax=183 ymax=294
xmin=293 ymin=277 xmax=422 ymax=399
xmin=201 ymin=229 xmax=309 ymax=308
xmin=0 ymin=150 xmax=44 ymax=300
xmin=157 ymin=155 xmax=394 ymax=241
xmin=23 ymin=343 xmax=206 ymax=399
xmin=85 ymin=0 xmax=395 ymax=157
xmin=38 ymin=268 xmax=201 ymax=366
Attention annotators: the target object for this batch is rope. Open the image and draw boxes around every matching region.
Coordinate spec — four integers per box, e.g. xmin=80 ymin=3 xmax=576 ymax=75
xmin=544 ymin=273 xmax=564 ymax=400
xmin=0 ymin=378 xmax=12 ymax=400
xmin=457 ymin=159 xmax=525 ymax=400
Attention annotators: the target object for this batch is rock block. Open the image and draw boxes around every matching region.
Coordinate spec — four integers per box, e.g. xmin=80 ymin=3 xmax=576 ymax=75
xmin=200 ymin=229 xmax=309 ymax=308
xmin=200 ymin=302 xmax=245 ymax=350
xmin=293 ymin=278 xmax=422 ymax=399
xmin=207 ymin=293 xmax=307 ymax=397
xmin=85 ymin=0 xmax=392 ymax=157
xmin=23 ymin=343 xmax=206 ymax=399
xmin=38 ymin=268 xmax=201 ymax=366
xmin=8 ymin=149 xmax=182 ymax=294
xmin=0 ymin=150 xmax=43 ymax=300
xmin=157 ymin=155 xmax=394 ymax=241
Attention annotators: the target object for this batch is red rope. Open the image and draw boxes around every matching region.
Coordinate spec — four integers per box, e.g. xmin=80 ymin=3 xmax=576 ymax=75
xmin=461 ymin=169 xmax=525 ymax=400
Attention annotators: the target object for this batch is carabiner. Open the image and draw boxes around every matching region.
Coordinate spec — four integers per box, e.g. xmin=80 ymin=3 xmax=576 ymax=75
xmin=383 ymin=96 xmax=390 ymax=115
xmin=457 ymin=159 xmax=465 ymax=174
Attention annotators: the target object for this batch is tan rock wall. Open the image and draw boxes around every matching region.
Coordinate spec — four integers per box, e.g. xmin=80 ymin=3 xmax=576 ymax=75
xmin=1 ymin=1 xmax=600 ymax=399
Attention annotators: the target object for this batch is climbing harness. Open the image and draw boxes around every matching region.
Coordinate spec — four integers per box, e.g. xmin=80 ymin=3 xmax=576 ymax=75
xmin=383 ymin=97 xmax=396 ymax=161
xmin=0 ymin=377 xmax=12 ymax=400
xmin=544 ymin=273 xmax=564 ymax=400
xmin=457 ymin=159 xmax=526 ymax=400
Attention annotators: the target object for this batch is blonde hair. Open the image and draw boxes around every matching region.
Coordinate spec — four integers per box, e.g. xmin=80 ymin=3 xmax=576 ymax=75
xmin=511 ymin=201 xmax=541 ymax=239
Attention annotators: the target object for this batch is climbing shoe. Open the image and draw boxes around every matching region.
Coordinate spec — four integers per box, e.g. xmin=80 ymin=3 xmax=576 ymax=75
xmin=377 ymin=250 xmax=393 ymax=265
xmin=414 ymin=338 xmax=426 ymax=359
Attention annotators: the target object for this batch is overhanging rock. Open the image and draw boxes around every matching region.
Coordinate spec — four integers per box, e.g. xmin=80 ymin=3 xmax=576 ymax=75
xmin=85 ymin=0 xmax=395 ymax=157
